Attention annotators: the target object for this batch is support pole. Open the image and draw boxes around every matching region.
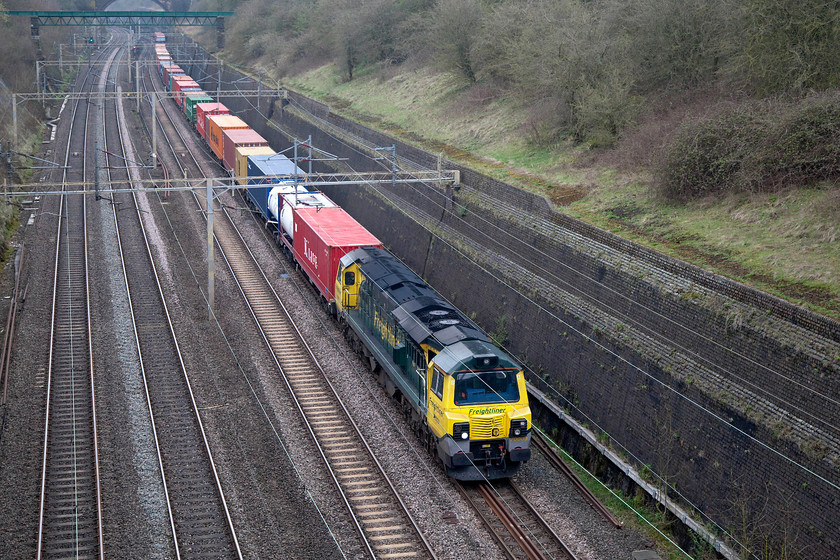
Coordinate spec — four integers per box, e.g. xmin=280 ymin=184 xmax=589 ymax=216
xmin=96 ymin=95 xmax=104 ymax=200
xmin=12 ymin=94 xmax=17 ymax=147
xmin=206 ymin=179 xmax=215 ymax=319
xmin=59 ymin=44 xmax=63 ymax=76
xmin=374 ymin=145 xmax=397 ymax=190
xmin=257 ymin=69 xmax=262 ymax=111
xmin=151 ymin=93 xmax=158 ymax=167
xmin=293 ymin=138 xmax=299 ymax=204
xmin=135 ymin=60 xmax=140 ymax=112
xmin=35 ymin=62 xmax=41 ymax=103
xmin=94 ymin=140 xmax=101 ymax=200
xmin=390 ymin=145 xmax=396 ymax=190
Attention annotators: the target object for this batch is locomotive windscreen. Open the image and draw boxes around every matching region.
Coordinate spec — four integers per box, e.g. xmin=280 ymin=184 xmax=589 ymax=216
xmin=453 ymin=370 xmax=520 ymax=406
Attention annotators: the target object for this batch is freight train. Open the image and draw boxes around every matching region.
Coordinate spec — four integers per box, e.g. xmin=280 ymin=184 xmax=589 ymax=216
xmin=153 ymin=35 xmax=532 ymax=480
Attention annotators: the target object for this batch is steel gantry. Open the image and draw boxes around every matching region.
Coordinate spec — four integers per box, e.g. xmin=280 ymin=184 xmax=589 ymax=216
xmin=10 ymin=11 xmax=234 ymax=49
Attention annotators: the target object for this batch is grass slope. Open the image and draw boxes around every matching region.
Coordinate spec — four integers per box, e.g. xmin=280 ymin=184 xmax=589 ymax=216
xmin=285 ymin=64 xmax=840 ymax=320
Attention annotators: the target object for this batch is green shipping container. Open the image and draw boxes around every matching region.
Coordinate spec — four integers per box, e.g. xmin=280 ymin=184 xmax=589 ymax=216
xmin=185 ymin=94 xmax=214 ymax=123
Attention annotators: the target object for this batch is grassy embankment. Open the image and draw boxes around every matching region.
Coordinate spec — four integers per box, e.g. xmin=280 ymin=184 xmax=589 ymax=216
xmin=284 ymin=64 xmax=840 ymax=320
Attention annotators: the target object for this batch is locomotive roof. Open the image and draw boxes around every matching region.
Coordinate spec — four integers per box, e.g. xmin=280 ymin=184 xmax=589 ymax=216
xmin=433 ymin=339 xmax=520 ymax=376
xmin=342 ymin=247 xmax=491 ymax=348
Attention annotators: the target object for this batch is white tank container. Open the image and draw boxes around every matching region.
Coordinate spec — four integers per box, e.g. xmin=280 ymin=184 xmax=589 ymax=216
xmin=277 ymin=192 xmax=336 ymax=240
xmin=267 ymin=182 xmax=309 ymax=222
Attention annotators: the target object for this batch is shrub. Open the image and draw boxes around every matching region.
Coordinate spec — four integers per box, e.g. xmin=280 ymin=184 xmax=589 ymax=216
xmin=763 ymin=94 xmax=840 ymax=187
xmin=660 ymin=106 xmax=766 ymax=199
xmin=660 ymin=92 xmax=840 ymax=199
xmin=571 ymin=69 xmax=644 ymax=147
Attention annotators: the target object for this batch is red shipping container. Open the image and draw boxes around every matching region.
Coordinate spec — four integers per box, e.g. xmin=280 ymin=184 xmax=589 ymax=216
xmin=196 ymin=102 xmax=229 ymax=140
xmin=221 ymin=128 xmax=268 ymax=171
xmin=161 ymin=65 xmax=183 ymax=86
xmin=173 ymin=79 xmax=199 ymax=93
xmin=206 ymin=115 xmax=249 ymax=161
xmin=170 ymin=74 xmax=193 ymax=91
xmin=173 ymin=80 xmax=200 ymax=107
xmin=158 ymin=60 xmax=173 ymax=79
xmin=292 ymin=206 xmax=382 ymax=303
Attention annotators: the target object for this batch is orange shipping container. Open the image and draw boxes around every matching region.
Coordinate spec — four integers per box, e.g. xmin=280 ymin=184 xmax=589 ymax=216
xmin=206 ymin=115 xmax=249 ymax=161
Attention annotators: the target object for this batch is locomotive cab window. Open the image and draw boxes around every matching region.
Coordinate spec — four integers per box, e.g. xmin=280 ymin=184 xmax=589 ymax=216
xmin=427 ymin=347 xmax=438 ymax=366
xmin=344 ymin=270 xmax=355 ymax=285
xmin=431 ymin=368 xmax=444 ymax=400
xmin=454 ymin=370 xmax=520 ymax=406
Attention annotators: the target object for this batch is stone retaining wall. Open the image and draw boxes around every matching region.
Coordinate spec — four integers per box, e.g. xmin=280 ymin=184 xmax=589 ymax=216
xmin=176 ymin=41 xmax=840 ymax=558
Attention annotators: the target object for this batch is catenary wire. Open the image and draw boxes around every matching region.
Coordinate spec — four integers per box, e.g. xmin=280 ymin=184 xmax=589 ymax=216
xmin=136 ymin=57 xmax=350 ymax=559
xmin=271 ymin=94 xmax=836 ymax=559
xmin=281 ymin=95 xmax=840 ymax=424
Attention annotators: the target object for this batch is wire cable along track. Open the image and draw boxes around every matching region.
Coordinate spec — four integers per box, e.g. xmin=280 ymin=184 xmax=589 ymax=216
xmin=137 ymin=45 xmax=435 ymax=560
xmin=456 ymin=480 xmax=579 ymax=560
xmin=104 ymin=39 xmax=241 ymax=560
xmin=36 ymin=35 xmax=116 ymax=560
xmin=532 ymin=432 xmax=623 ymax=529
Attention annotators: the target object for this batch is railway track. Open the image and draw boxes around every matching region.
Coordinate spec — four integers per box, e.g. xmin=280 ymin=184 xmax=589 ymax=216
xmin=103 ymin=39 xmax=241 ymax=559
xmin=138 ymin=53 xmax=436 ymax=559
xmin=457 ymin=479 xmax=578 ymax=560
xmin=36 ymin=36 xmax=118 ymax=560
xmin=532 ymin=432 xmax=623 ymax=529
xmin=220 ymin=239 xmax=436 ymax=559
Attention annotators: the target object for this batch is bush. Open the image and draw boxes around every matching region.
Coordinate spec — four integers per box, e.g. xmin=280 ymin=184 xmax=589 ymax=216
xmin=764 ymin=94 xmax=840 ymax=186
xmin=571 ymin=69 xmax=644 ymax=147
xmin=660 ymin=92 xmax=840 ymax=199
xmin=660 ymin=106 xmax=766 ymax=199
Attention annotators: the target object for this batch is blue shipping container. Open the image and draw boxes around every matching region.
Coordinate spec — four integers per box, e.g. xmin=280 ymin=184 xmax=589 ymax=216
xmin=246 ymin=154 xmax=306 ymax=220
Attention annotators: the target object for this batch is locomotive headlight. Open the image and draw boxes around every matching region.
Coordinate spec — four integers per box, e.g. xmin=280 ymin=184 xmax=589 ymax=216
xmin=453 ymin=422 xmax=470 ymax=441
xmin=509 ymin=419 xmax=528 ymax=438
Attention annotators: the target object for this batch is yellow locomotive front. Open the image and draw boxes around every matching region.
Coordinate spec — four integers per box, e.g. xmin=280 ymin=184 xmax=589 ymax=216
xmin=335 ymin=246 xmax=532 ymax=481
xmin=427 ymin=340 xmax=532 ymax=481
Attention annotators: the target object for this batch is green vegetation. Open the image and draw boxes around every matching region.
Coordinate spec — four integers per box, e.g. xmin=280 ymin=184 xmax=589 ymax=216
xmin=189 ymin=0 xmax=840 ymax=317
xmin=538 ymin=432 xmax=717 ymax=560
xmin=0 ymin=1 xmax=77 ymax=262
xmin=662 ymin=93 xmax=840 ymax=200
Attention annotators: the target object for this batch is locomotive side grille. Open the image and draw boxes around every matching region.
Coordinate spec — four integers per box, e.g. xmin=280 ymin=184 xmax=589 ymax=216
xmin=470 ymin=415 xmax=506 ymax=439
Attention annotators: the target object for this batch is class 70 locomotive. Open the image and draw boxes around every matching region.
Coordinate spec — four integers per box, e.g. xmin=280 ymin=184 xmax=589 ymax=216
xmin=334 ymin=247 xmax=532 ymax=480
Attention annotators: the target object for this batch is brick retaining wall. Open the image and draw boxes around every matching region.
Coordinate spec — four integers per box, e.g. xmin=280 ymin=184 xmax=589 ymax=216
xmin=176 ymin=44 xmax=840 ymax=557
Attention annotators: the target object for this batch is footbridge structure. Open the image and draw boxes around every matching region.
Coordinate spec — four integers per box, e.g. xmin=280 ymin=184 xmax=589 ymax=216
xmin=9 ymin=10 xmax=234 ymax=49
